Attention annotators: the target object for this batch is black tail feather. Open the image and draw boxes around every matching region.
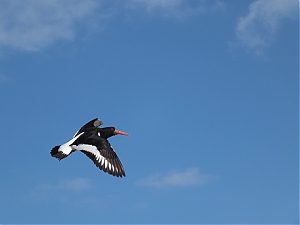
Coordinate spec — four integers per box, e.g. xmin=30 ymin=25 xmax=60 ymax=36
xmin=50 ymin=146 xmax=68 ymax=160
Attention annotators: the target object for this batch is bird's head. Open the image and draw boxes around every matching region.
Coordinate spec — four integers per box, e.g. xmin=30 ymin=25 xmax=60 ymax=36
xmin=100 ymin=127 xmax=130 ymax=138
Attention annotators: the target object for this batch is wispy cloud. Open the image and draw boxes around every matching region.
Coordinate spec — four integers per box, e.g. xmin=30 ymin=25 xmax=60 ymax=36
xmin=0 ymin=0 xmax=99 ymax=51
xmin=211 ymin=1 xmax=225 ymax=12
xmin=29 ymin=178 xmax=102 ymax=205
xmin=128 ymin=0 xmax=184 ymax=11
xmin=127 ymin=0 xmax=225 ymax=18
xmin=0 ymin=0 xmax=226 ymax=52
xmin=35 ymin=177 xmax=94 ymax=192
xmin=234 ymin=0 xmax=298 ymax=55
xmin=136 ymin=168 xmax=214 ymax=189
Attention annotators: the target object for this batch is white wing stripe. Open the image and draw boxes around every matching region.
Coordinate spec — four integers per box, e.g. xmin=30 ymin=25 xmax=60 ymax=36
xmin=111 ymin=164 xmax=114 ymax=172
xmin=74 ymin=144 xmax=115 ymax=172
xmin=73 ymin=129 xmax=80 ymax=138
xmin=73 ymin=144 xmax=101 ymax=158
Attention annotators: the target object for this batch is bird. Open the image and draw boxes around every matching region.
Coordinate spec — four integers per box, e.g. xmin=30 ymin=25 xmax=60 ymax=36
xmin=50 ymin=118 xmax=129 ymax=177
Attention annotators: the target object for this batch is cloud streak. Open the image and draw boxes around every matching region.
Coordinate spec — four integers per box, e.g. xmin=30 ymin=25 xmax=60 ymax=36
xmin=0 ymin=0 xmax=225 ymax=52
xmin=0 ymin=0 xmax=99 ymax=51
xmin=35 ymin=178 xmax=94 ymax=192
xmin=235 ymin=0 xmax=298 ymax=54
xmin=29 ymin=178 xmax=101 ymax=205
xmin=136 ymin=168 xmax=214 ymax=189
xmin=128 ymin=0 xmax=184 ymax=12
xmin=127 ymin=0 xmax=225 ymax=18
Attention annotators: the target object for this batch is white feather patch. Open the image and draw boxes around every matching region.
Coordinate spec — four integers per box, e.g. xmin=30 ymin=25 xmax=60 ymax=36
xmin=58 ymin=132 xmax=84 ymax=155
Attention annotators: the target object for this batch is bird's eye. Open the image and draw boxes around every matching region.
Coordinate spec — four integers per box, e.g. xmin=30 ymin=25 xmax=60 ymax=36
xmin=110 ymin=128 xmax=114 ymax=131
xmin=97 ymin=132 xmax=101 ymax=136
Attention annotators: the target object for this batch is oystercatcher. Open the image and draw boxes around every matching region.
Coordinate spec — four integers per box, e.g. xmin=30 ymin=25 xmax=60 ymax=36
xmin=50 ymin=118 xmax=129 ymax=177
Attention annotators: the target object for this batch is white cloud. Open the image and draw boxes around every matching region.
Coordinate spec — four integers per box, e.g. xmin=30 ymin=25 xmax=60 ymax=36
xmin=211 ymin=1 xmax=225 ymax=12
xmin=0 ymin=0 xmax=226 ymax=52
xmin=0 ymin=0 xmax=99 ymax=51
xmin=136 ymin=168 xmax=214 ymax=189
xmin=127 ymin=0 xmax=225 ymax=18
xmin=36 ymin=178 xmax=94 ymax=192
xmin=129 ymin=0 xmax=183 ymax=11
xmin=235 ymin=0 xmax=298 ymax=54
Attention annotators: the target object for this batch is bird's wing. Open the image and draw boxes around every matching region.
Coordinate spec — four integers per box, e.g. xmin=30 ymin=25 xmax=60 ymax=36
xmin=73 ymin=118 xmax=103 ymax=138
xmin=75 ymin=144 xmax=126 ymax=177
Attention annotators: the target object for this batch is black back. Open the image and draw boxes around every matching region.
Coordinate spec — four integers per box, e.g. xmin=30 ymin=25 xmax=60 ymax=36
xmin=74 ymin=118 xmax=103 ymax=137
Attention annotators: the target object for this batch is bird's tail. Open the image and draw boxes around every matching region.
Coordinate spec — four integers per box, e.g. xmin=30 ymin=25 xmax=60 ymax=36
xmin=50 ymin=146 xmax=69 ymax=160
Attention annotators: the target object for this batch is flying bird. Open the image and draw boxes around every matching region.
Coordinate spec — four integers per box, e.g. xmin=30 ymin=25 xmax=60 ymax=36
xmin=50 ymin=118 xmax=129 ymax=177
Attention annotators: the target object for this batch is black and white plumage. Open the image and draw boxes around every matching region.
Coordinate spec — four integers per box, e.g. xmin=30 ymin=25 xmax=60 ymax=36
xmin=50 ymin=118 xmax=129 ymax=178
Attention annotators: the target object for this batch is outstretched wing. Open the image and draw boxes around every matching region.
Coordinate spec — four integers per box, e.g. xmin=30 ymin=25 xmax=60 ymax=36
xmin=75 ymin=144 xmax=126 ymax=177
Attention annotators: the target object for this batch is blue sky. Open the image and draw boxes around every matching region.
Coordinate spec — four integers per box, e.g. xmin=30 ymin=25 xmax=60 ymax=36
xmin=0 ymin=0 xmax=298 ymax=224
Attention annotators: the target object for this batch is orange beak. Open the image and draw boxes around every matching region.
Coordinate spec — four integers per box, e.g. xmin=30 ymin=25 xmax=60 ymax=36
xmin=115 ymin=129 xmax=130 ymax=136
